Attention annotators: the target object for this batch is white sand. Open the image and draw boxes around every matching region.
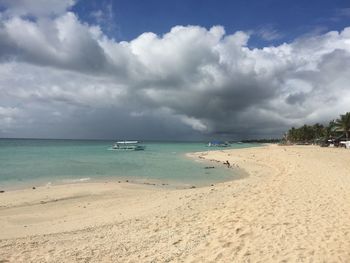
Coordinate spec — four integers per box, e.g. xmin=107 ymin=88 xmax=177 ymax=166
xmin=1 ymin=144 xmax=350 ymax=262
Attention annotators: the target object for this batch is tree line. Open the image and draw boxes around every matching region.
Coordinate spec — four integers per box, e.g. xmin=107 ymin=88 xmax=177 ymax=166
xmin=286 ymin=112 xmax=350 ymax=143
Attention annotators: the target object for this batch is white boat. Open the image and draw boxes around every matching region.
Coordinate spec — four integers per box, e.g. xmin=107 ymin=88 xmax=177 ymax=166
xmin=207 ymin=141 xmax=230 ymax=147
xmin=111 ymin=141 xmax=146 ymax=151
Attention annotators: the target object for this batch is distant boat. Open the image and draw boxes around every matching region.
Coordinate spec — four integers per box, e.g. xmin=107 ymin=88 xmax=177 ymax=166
xmin=111 ymin=141 xmax=145 ymax=151
xmin=207 ymin=141 xmax=230 ymax=147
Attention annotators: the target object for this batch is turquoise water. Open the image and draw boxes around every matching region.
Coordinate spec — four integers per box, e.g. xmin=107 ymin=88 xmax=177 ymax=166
xmin=0 ymin=139 xmax=258 ymax=189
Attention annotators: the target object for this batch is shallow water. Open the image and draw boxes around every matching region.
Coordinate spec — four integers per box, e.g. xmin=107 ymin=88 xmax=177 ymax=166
xmin=0 ymin=139 xmax=258 ymax=189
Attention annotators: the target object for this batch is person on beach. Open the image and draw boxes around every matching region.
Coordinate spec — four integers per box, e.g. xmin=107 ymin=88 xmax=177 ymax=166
xmin=224 ymin=160 xmax=231 ymax=168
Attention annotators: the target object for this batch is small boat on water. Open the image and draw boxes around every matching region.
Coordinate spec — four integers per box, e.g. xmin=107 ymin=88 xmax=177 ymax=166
xmin=111 ymin=141 xmax=146 ymax=151
xmin=207 ymin=141 xmax=230 ymax=147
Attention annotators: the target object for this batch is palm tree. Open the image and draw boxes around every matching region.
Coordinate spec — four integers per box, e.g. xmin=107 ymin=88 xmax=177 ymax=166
xmin=335 ymin=112 xmax=350 ymax=140
xmin=324 ymin=120 xmax=336 ymax=138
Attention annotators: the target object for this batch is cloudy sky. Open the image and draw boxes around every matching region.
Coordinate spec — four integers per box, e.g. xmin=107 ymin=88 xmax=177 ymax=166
xmin=0 ymin=0 xmax=350 ymax=140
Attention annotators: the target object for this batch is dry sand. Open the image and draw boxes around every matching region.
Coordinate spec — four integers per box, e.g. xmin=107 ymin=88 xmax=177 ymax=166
xmin=1 ymin=144 xmax=350 ymax=262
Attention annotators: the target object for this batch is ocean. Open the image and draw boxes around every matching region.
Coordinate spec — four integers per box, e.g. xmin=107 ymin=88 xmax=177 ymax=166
xmin=0 ymin=139 xmax=258 ymax=190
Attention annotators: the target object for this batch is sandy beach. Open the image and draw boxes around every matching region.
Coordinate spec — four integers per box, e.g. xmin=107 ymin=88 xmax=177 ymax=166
xmin=1 ymin=144 xmax=350 ymax=262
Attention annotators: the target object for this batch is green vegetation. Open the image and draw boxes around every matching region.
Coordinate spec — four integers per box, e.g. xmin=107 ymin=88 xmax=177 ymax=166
xmin=286 ymin=112 xmax=350 ymax=143
xmin=334 ymin=112 xmax=350 ymax=140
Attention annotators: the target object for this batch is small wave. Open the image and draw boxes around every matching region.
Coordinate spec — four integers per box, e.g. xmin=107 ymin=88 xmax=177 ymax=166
xmin=62 ymin=177 xmax=91 ymax=183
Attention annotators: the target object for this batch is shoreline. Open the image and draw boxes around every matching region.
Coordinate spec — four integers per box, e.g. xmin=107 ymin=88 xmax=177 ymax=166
xmin=0 ymin=148 xmax=248 ymax=192
xmin=1 ymin=144 xmax=350 ymax=261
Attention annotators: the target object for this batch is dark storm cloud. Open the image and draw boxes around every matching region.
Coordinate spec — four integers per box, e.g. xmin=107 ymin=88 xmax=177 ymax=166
xmin=1 ymin=3 xmax=350 ymax=139
xmin=286 ymin=92 xmax=307 ymax=105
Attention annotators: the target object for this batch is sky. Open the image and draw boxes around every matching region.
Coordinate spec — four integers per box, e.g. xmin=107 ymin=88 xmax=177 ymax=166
xmin=0 ymin=0 xmax=350 ymax=140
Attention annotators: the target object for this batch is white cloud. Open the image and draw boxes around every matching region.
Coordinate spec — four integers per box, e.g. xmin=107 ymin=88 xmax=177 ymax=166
xmin=1 ymin=4 xmax=350 ymax=139
xmin=0 ymin=0 xmax=75 ymax=17
xmin=255 ymin=25 xmax=284 ymax=41
xmin=89 ymin=1 xmax=119 ymax=37
xmin=178 ymin=115 xmax=208 ymax=132
xmin=0 ymin=106 xmax=20 ymax=117
xmin=0 ymin=106 xmax=21 ymax=132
